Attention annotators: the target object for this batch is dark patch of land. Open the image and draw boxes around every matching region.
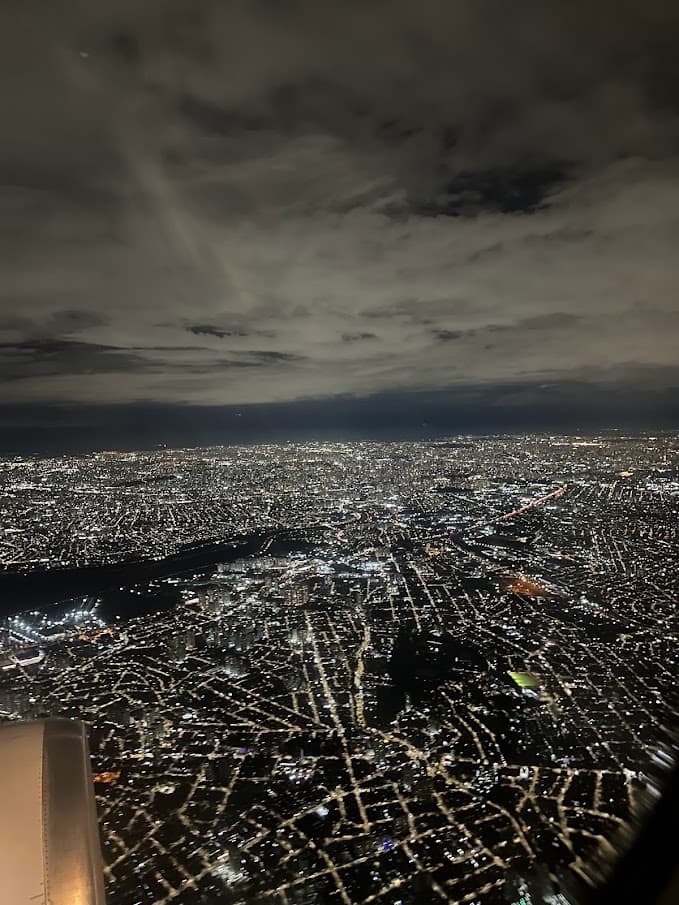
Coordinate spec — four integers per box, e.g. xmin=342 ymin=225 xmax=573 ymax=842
xmin=389 ymin=625 xmax=487 ymax=690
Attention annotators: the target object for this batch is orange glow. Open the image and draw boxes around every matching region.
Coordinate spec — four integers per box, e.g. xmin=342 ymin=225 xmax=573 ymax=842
xmin=501 ymin=573 xmax=556 ymax=597
xmin=93 ymin=770 xmax=121 ymax=785
xmin=79 ymin=626 xmax=115 ymax=642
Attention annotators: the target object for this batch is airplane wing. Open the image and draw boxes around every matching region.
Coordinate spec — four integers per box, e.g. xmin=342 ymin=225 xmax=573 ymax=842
xmin=0 ymin=718 xmax=106 ymax=905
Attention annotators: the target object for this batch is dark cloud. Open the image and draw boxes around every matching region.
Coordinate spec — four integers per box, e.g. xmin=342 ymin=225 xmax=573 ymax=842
xmin=245 ymin=350 xmax=304 ymax=363
xmin=432 ymin=329 xmax=464 ymax=342
xmin=0 ymin=0 xmax=678 ymax=436
xmin=187 ymin=324 xmax=249 ymax=339
xmin=186 ymin=323 xmax=277 ymax=339
xmin=177 ymin=349 xmax=308 ymax=370
xmin=0 ymin=339 xmax=150 ymax=381
xmin=418 ymin=163 xmax=570 ymax=217
xmin=341 ymin=332 xmax=378 ymax=343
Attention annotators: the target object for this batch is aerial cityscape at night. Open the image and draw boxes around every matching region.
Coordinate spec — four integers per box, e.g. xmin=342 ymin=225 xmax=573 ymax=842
xmin=3 ymin=0 xmax=679 ymax=900
xmin=1 ymin=434 xmax=676 ymax=904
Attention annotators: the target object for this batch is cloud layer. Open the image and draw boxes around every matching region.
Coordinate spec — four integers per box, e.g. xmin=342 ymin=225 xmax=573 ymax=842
xmin=1 ymin=0 xmax=678 ymax=415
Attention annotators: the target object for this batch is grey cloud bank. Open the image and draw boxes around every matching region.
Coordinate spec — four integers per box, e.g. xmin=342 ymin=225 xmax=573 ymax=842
xmin=1 ymin=0 xmax=678 ymax=440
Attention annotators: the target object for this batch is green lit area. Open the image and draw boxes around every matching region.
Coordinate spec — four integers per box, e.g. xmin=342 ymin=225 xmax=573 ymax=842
xmin=508 ymin=671 xmax=539 ymax=689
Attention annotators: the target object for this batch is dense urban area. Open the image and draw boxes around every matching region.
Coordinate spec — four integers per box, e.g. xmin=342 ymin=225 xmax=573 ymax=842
xmin=0 ymin=435 xmax=677 ymax=905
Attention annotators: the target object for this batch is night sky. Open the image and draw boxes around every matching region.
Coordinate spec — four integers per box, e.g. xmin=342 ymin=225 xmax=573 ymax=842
xmin=2 ymin=1 xmax=678 ymax=452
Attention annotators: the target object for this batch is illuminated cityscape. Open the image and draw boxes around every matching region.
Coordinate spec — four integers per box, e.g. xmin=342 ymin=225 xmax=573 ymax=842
xmin=3 ymin=0 xmax=679 ymax=899
xmin=0 ymin=434 xmax=677 ymax=904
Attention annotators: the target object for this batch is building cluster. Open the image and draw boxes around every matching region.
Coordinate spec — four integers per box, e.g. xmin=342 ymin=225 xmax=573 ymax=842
xmin=0 ymin=434 xmax=677 ymax=905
